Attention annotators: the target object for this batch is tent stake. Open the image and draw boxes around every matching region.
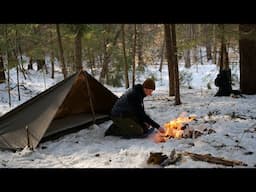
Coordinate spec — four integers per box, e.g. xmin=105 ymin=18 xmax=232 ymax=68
xmin=26 ymin=125 xmax=31 ymax=149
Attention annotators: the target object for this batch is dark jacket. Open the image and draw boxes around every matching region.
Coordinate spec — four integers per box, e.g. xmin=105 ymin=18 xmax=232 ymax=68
xmin=111 ymin=84 xmax=160 ymax=129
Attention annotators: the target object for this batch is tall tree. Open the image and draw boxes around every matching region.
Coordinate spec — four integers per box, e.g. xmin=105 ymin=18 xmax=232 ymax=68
xmin=99 ymin=24 xmax=112 ymax=84
xmin=191 ymin=24 xmax=198 ymax=64
xmin=171 ymin=24 xmax=181 ymax=105
xmin=212 ymin=24 xmax=217 ymax=64
xmin=184 ymin=24 xmax=192 ymax=68
xmin=218 ymin=25 xmax=230 ymax=71
xmin=132 ymin=24 xmax=137 ymax=87
xmin=164 ymin=24 xmax=175 ymax=96
xmin=0 ymin=52 xmax=5 ymax=83
xmin=121 ymin=24 xmax=129 ymax=89
xmin=239 ymin=24 xmax=256 ymax=94
xmin=137 ymin=24 xmax=144 ymax=66
xmin=215 ymin=24 xmax=232 ymax=97
xmin=204 ymin=24 xmax=212 ymax=61
xmin=28 ymin=57 xmax=33 ymax=70
xmin=75 ymin=25 xmax=83 ymax=72
xmin=99 ymin=24 xmax=121 ymax=84
xmin=50 ymin=30 xmax=55 ymax=79
xmin=56 ymin=24 xmax=67 ymax=79
xmin=4 ymin=25 xmax=11 ymax=107
xmin=15 ymin=25 xmax=27 ymax=80
xmin=159 ymin=37 xmax=165 ymax=72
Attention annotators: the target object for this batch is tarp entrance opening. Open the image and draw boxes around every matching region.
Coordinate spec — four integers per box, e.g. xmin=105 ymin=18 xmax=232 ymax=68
xmin=42 ymin=113 xmax=109 ymax=143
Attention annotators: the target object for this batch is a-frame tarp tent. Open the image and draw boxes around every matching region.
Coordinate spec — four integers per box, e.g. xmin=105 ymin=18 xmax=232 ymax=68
xmin=0 ymin=71 xmax=118 ymax=151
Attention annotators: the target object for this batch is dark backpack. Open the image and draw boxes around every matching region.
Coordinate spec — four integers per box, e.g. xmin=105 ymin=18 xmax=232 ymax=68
xmin=214 ymin=74 xmax=221 ymax=87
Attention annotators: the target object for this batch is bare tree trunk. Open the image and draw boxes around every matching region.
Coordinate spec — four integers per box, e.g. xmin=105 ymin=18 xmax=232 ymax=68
xmin=99 ymin=24 xmax=111 ymax=83
xmin=50 ymin=50 xmax=55 ymax=79
xmin=17 ymin=45 xmax=27 ymax=80
xmin=12 ymin=57 xmax=22 ymax=102
xmin=16 ymin=65 xmax=20 ymax=100
xmin=15 ymin=25 xmax=27 ymax=80
xmin=121 ymin=24 xmax=129 ymax=89
xmin=205 ymin=24 xmax=212 ymax=61
xmin=36 ymin=59 xmax=45 ymax=71
xmin=206 ymin=42 xmax=212 ymax=61
xmin=5 ymin=25 xmax=11 ymax=107
xmin=70 ymin=51 xmax=76 ymax=72
xmin=239 ymin=24 xmax=256 ymax=94
xmin=171 ymin=24 xmax=181 ymax=105
xmin=56 ymin=24 xmax=67 ymax=79
xmin=159 ymin=38 xmax=165 ymax=72
xmin=50 ymin=31 xmax=55 ymax=79
xmin=28 ymin=57 xmax=33 ymax=70
xmin=14 ymin=27 xmax=21 ymax=101
xmin=164 ymin=24 xmax=175 ymax=96
xmin=223 ymin=43 xmax=229 ymax=70
xmin=184 ymin=24 xmax=191 ymax=68
xmin=99 ymin=43 xmax=110 ymax=84
xmin=212 ymin=24 xmax=217 ymax=64
xmin=7 ymin=53 xmax=11 ymax=107
xmin=137 ymin=24 xmax=144 ymax=66
xmin=99 ymin=25 xmax=121 ymax=84
xmin=219 ymin=43 xmax=223 ymax=70
xmin=87 ymin=48 xmax=95 ymax=76
xmin=132 ymin=24 xmax=137 ymax=87
xmin=75 ymin=26 xmax=83 ymax=72
xmin=184 ymin=49 xmax=191 ymax=68
xmin=199 ymin=48 xmax=203 ymax=65
xmin=44 ymin=59 xmax=48 ymax=75
xmin=219 ymin=25 xmax=230 ymax=71
xmin=0 ymin=52 xmax=5 ymax=83
xmin=191 ymin=24 xmax=198 ymax=64
xmin=215 ymin=24 xmax=232 ymax=97
xmin=192 ymin=47 xmax=198 ymax=64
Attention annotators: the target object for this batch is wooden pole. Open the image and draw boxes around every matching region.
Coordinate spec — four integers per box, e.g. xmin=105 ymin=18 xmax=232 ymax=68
xmin=84 ymin=71 xmax=96 ymax=124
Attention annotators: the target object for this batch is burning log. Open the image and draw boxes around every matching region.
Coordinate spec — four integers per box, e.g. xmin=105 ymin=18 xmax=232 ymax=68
xmin=153 ymin=113 xmax=218 ymax=143
xmin=153 ymin=113 xmax=197 ymax=142
xmin=183 ymin=151 xmax=247 ymax=167
xmin=163 ymin=115 xmax=196 ymax=139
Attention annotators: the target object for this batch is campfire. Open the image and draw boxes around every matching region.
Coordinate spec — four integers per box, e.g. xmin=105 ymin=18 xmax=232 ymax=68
xmin=153 ymin=113 xmax=197 ymax=143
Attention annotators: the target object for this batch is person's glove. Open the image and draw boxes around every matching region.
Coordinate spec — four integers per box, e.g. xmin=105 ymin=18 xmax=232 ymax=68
xmin=158 ymin=126 xmax=166 ymax=133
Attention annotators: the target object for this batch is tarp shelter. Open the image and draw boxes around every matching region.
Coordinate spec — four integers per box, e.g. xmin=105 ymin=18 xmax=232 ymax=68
xmin=0 ymin=71 xmax=118 ymax=151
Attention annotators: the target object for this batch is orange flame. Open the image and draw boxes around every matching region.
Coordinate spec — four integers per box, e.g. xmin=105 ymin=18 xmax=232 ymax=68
xmin=153 ymin=113 xmax=196 ymax=143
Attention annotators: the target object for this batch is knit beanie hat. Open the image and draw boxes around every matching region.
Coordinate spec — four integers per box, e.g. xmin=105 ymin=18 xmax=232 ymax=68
xmin=143 ymin=78 xmax=155 ymax=90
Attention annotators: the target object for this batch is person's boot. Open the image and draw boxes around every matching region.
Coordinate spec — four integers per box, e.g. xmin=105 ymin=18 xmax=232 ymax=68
xmin=104 ymin=123 xmax=114 ymax=136
xmin=104 ymin=123 xmax=120 ymax=136
xmin=141 ymin=127 xmax=155 ymax=138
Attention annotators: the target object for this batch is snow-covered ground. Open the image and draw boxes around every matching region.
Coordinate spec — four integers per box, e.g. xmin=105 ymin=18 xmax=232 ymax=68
xmin=1 ymin=61 xmax=256 ymax=168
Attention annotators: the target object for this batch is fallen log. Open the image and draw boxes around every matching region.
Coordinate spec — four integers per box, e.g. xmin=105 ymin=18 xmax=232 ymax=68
xmin=183 ymin=151 xmax=247 ymax=167
xmin=144 ymin=96 xmax=173 ymax=102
